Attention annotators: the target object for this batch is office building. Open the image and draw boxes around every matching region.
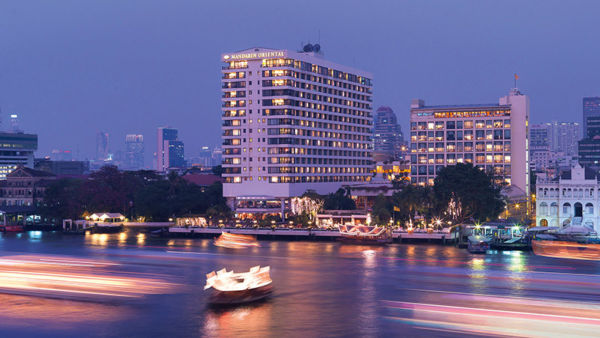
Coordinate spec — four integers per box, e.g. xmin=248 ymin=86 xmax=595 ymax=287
xmin=578 ymin=116 xmax=600 ymax=168
xmin=0 ymin=132 xmax=38 ymax=180
xmin=583 ymin=97 xmax=600 ymax=132
xmin=373 ymin=106 xmax=405 ymax=161
xmin=157 ymin=127 xmax=185 ymax=171
xmin=529 ymin=124 xmax=550 ymax=171
xmin=409 ymin=88 xmax=529 ymax=195
xmin=546 ymin=121 xmax=581 ymax=156
xmin=221 ymin=46 xmax=373 ymax=217
xmin=124 ymin=134 xmax=144 ymax=170
xmin=96 ymin=131 xmax=109 ymax=161
xmin=34 ymin=158 xmax=89 ymax=176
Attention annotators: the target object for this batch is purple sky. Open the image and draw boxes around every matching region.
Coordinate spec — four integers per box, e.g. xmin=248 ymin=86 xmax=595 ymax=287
xmin=1 ymin=0 xmax=599 ymax=165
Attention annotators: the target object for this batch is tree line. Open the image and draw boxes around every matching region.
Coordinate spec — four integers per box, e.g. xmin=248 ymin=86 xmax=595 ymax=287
xmin=41 ymin=166 xmax=230 ymax=222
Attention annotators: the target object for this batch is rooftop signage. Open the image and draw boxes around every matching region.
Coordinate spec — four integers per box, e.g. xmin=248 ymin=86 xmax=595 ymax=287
xmin=223 ymin=50 xmax=286 ymax=61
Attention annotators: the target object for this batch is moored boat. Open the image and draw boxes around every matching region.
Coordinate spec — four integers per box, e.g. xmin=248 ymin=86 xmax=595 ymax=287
xmin=338 ymin=225 xmax=392 ymax=245
xmin=0 ymin=225 xmax=25 ymax=232
xmin=204 ymin=266 xmax=273 ymax=305
xmin=214 ymin=232 xmax=260 ymax=249
xmin=467 ymin=235 xmax=491 ymax=253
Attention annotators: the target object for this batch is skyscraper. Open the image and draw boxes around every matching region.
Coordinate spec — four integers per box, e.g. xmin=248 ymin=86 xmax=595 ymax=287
xmin=529 ymin=124 xmax=550 ymax=171
xmin=221 ymin=46 xmax=373 ymax=216
xmin=583 ymin=97 xmax=600 ymax=133
xmin=157 ymin=127 xmax=184 ymax=171
xmin=124 ymin=134 xmax=144 ymax=170
xmin=373 ymin=106 xmax=405 ymax=162
xmin=95 ymin=131 xmax=109 ymax=161
xmin=409 ymin=88 xmax=529 ymax=194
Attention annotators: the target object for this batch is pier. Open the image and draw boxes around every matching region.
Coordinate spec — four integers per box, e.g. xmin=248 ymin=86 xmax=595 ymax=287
xmin=166 ymin=227 xmax=459 ymax=244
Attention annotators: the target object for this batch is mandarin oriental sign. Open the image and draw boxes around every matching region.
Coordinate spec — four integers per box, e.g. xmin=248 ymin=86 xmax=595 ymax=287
xmin=223 ymin=50 xmax=285 ymax=61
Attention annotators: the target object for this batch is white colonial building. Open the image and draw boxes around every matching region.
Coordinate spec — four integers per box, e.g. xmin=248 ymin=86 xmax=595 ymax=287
xmin=536 ymin=164 xmax=599 ymax=230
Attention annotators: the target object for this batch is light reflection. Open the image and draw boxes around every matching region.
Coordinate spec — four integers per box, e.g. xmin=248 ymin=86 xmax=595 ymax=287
xmin=204 ymin=302 xmax=272 ymax=337
xmin=0 ymin=255 xmax=175 ymax=301
xmin=137 ymin=233 xmax=146 ymax=245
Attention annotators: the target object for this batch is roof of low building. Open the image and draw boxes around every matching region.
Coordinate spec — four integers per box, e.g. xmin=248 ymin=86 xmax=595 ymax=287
xmin=182 ymin=173 xmax=223 ymax=186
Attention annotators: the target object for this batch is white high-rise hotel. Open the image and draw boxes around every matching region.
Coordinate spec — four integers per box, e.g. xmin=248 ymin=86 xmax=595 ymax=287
xmin=410 ymin=89 xmax=530 ymax=195
xmin=221 ymin=47 xmax=373 ymax=216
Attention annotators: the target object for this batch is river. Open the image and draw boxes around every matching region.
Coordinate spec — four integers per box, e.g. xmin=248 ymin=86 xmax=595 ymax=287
xmin=0 ymin=230 xmax=599 ymax=337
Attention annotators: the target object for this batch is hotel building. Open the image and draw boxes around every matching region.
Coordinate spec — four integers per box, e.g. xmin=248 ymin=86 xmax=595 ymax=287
xmin=0 ymin=132 xmax=38 ymax=180
xmin=409 ymin=89 xmax=530 ymax=195
xmin=221 ymin=46 xmax=373 ymax=217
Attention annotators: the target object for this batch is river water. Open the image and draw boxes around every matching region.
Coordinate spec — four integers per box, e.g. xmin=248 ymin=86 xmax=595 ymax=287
xmin=0 ymin=231 xmax=599 ymax=337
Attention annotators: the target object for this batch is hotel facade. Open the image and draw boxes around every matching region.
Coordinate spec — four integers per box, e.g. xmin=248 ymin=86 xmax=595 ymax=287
xmin=409 ymin=89 xmax=530 ymax=195
xmin=221 ymin=47 xmax=373 ymax=217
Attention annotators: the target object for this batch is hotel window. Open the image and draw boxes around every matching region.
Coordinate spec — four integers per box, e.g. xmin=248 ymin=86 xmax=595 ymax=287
xmin=446 ymin=121 xmax=455 ymax=129
xmin=457 ymin=142 xmax=464 ymax=152
xmin=457 ymin=131 xmax=463 ymax=140
xmin=435 ymin=154 xmax=444 ymax=164
xmin=485 ymin=143 xmax=493 ymax=151
xmin=417 ymin=122 xmax=426 ymax=130
xmin=410 ymin=122 xmax=417 ymax=130
xmin=435 ymin=122 xmax=444 ymax=129
xmin=494 ymin=120 xmax=503 ymax=128
xmin=435 ymin=131 xmax=444 ymax=141
xmin=427 ymin=122 xmax=435 ymax=130
xmin=475 ymin=120 xmax=485 ymax=128
xmin=464 ymin=142 xmax=473 ymax=152
xmin=446 ymin=131 xmax=455 ymax=141
xmin=446 ymin=142 xmax=456 ymax=152
xmin=475 ymin=142 xmax=485 ymax=151
xmin=427 ymin=131 xmax=435 ymax=141
xmin=435 ymin=142 xmax=444 ymax=152
xmin=428 ymin=155 xmax=435 ymax=164
xmin=447 ymin=154 xmax=456 ymax=164
xmin=428 ymin=166 xmax=435 ymax=175
xmin=486 ymin=120 xmax=493 ymax=128
xmin=486 ymin=155 xmax=493 ymax=163
xmin=464 ymin=130 xmax=473 ymax=140
xmin=494 ymin=130 xmax=503 ymax=140
xmin=457 ymin=121 xmax=463 ymax=129
xmin=464 ymin=121 xmax=473 ymax=128
xmin=504 ymin=142 xmax=511 ymax=152
xmin=504 ymin=130 xmax=511 ymax=139
xmin=504 ymin=119 xmax=511 ymax=128
xmin=476 ymin=130 xmax=485 ymax=140
xmin=476 ymin=153 xmax=485 ymax=163
xmin=465 ymin=154 xmax=473 ymax=163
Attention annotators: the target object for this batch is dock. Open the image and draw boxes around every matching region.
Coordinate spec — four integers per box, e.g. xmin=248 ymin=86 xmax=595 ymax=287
xmin=166 ymin=227 xmax=459 ymax=244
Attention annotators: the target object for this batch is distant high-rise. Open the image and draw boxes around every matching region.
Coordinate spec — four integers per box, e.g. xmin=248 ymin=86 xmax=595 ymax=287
xmin=529 ymin=124 xmax=550 ymax=171
xmin=0 ymin=132 xmax=37 ymax=179
xmin=583 ymin=97 xmax=600 ymax=133
xmin=157 ymin=127 xmax=185 ymax=171
xmin=124 ymin=134 xmax=144 ymax=170
xmin=545 ymin=121 xmax=581 ymax=156
xmin=373 ymin=106 xmax=405 ymax=161
xmin=578 ymin=116 xmax=600 ymax=168
xmin=96 ymin=132 xmax=109 ymax=161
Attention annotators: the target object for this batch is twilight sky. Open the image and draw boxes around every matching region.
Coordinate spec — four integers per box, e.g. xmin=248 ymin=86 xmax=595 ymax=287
xmin=1 ymin=0 xmax=599 ymax=165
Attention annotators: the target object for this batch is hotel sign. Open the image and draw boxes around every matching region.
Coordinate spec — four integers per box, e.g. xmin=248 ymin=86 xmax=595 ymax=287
xmin=222 ymin=50 xmax=286 ymax=61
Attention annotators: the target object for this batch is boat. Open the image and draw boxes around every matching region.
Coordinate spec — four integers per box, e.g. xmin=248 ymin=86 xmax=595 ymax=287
xmin=338 ymin=225 xmax=392 ymax=245
xmin=532 ymin=240 xmax=600 ymax=260
xmin=214 ymin=232 xmax=260 ymax=249
xmin=467 ymin=235 xmax=491 ymax=253
xmin=0 ymin=225 xmax=25 ymax=232
xmin=204 ymin=266 xmax=273 ymax=304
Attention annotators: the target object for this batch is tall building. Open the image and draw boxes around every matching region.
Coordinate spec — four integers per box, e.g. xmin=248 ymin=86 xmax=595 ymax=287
xmin=124 ymin=134 xmax=144 ymax=170
xmin=373 ymin=106 xmax=404 ymax=161
xmin=545 ymin=121 xmax=581 ymax=156
xmin=578 ymin=116 xmax=600 ymax=168
xmin=409 ymin=88 xmax=529 ymax=195
xmin=0 ymin=132 xmax=38 ymax=179
xmin=529 ymin=124 xmax=550 ymax=171
xmin=583 ymin=97 xmax=600 ymax=132
xmin=221 ymin=46 xmax=373 ymax=217
xmin=96 ymin=131 xmax=109 ymax=161
xmin=157 ymin=127 xmax=185 ymax=171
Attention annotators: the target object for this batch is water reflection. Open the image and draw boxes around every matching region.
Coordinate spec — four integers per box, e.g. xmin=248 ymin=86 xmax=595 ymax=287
xmin=203 ymin=301 xmax=273 ymax=337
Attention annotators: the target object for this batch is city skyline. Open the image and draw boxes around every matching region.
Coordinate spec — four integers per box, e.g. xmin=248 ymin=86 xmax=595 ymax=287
xmin=2 ymin=1 xmax=599 ymax=163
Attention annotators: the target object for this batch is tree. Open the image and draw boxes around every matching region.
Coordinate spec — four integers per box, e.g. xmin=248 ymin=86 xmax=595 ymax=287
xmin=371 ymin=194 xmax=393 ymax=225
xmin=392 ymin=185 xmax=434 ymax=225
xmin=323 ymin=188 xmax=356 ymax=210
xmin=433 ymin=163 xmax=504 ymax=223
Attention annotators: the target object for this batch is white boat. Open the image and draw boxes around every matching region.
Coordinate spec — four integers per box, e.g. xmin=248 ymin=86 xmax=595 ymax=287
xmin=204 ymin=266 xmax=273 ymax=304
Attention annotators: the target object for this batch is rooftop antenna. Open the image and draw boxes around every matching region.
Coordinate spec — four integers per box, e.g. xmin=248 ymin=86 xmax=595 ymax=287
xmin=514 ymin=73 xmax=518 ymax=89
